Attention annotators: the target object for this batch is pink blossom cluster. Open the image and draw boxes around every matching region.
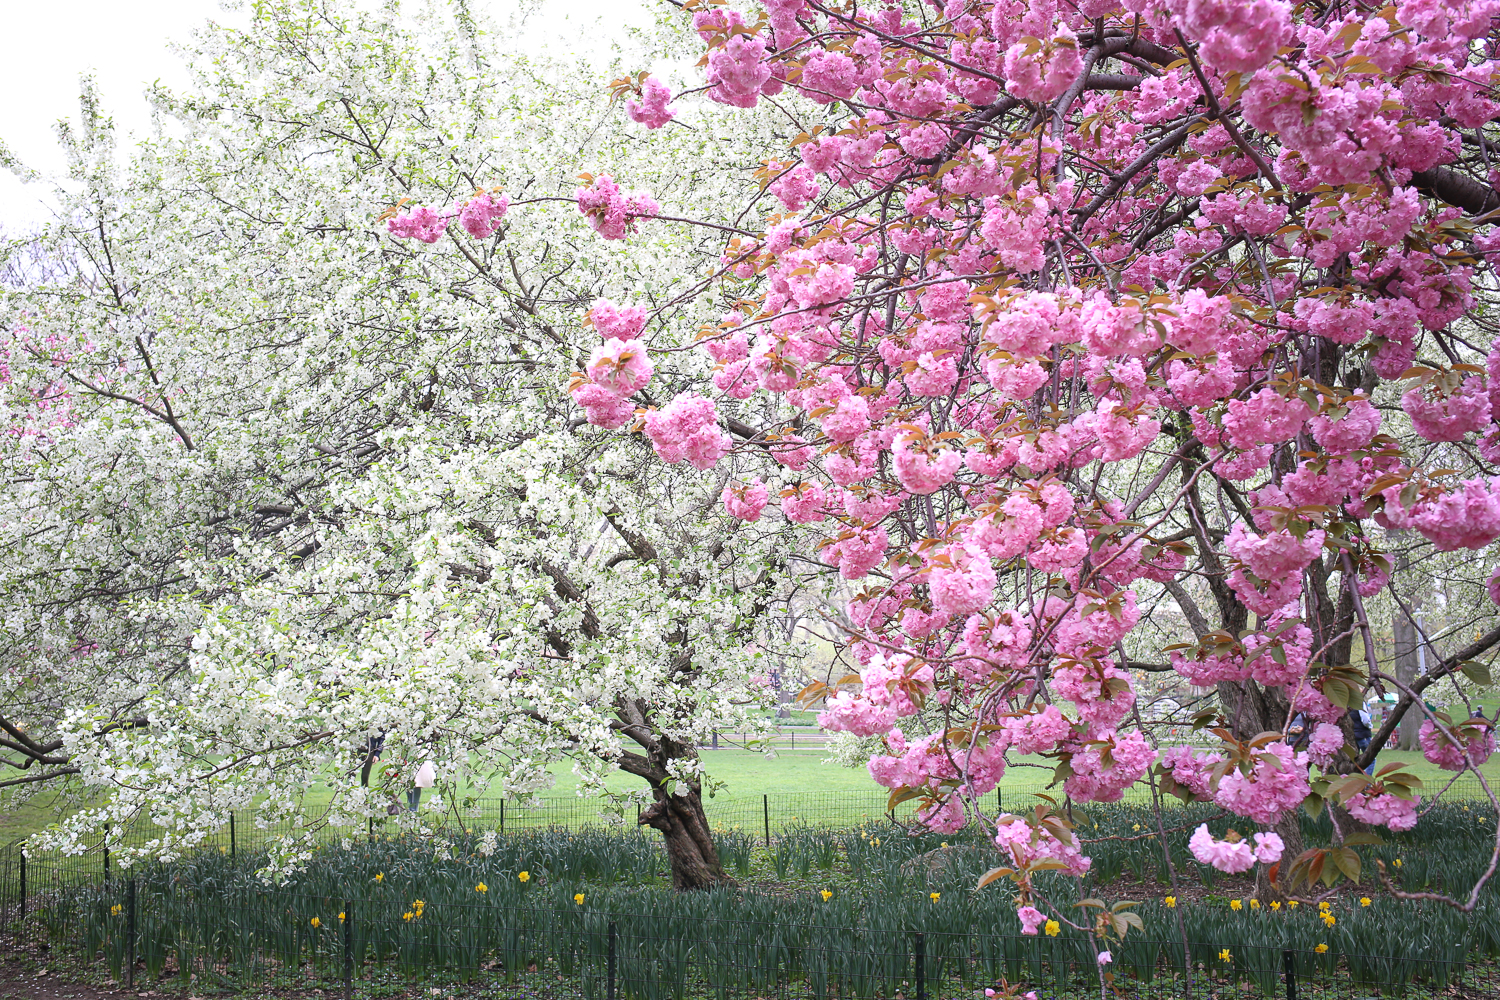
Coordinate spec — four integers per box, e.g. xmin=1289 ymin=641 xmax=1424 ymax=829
xmin=457 ymin=191 xmax=509 ymax=239
xmin=1306 ymin=722 xmax=1347 ymax=766
xmin=1402 ymin=377 xmax=1491 ymax=443
xmin=642 ymin=393 xmax=730 ymax=470
xmin=568 ymin=310 xmax=654 ymax=428
xmin=626 ymin=75 xmax=676 ymax=129
xmin=1213 ymin=743 xmax=1310 ymax=825
xmin=387 ymin=189 xmax=509 ymax=242
xmin=994 ymin=813 xmax=1091 ymax=878
xmin=1343 ymin=786 xmax=1421 ymax=831
xmin=576 ymin=174 xmax=661 ymax=241
xmin=386 ymin=204 xmax=453 ymax=243
xmin=1188 ymin=824 xmax=1284 ymax=874
xmin=1378 ymin=478 xmax=1500 ymax=552
xmin=1061 ymin=729 xmax=1157 ymax=804
xmin=1419 ymin=719 xmax=1496 ymax=772
xmin=723 ymin=478 xmax=769 ymax=521
xmin=588 ymin=299 xmax=648 ymax=340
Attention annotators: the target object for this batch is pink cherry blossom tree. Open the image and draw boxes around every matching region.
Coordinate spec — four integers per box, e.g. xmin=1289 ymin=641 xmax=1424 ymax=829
xmin=575 ymin=0 xmax=1500 ymax=929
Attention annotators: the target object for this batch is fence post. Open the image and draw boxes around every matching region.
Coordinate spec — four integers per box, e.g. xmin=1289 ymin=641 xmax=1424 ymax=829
xmin=18 ymin=851 xmax=25 ymax=943
xmin=230 ymin=813 xmax=236 ymax=858
xmin=126 ymin=877 xmax=136 ymax=990
xmin=103 ymin=825 xmax=111 ymax=886
xmin=996 ymin=787 xmax=1002 ymax=814
xmin=1283 ymin=950 xmax=1296 ymax=1000
xmin=914 ymin=932 xmax=925 ymax=1000
xmin=500 ymin=799 xmax=505 ymax=834
xmin=343 ymin=900 xmax=353 ymax=1000
xmin=763 ymin=794 xmax=771 ymax=847
xmin=606 ymin=920 xmax=617 ymax=1000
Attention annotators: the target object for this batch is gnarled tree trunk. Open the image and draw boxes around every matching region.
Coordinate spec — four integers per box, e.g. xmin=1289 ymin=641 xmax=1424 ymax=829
xmin=614 ymin=695 xmax=735 ymax=890
xmin=639 ymin=785 xmax=733 ymax=891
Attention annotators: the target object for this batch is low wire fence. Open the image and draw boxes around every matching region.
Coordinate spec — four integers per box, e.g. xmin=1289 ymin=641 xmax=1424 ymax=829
xmin=1 ymin=777 xmax=1493 ymax=911
xmin=12 ymin=881 xmax=1497 ymax=999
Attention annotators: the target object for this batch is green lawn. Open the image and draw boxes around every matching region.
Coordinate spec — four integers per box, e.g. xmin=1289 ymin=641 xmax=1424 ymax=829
xmin=7 ymin=744 xmax=1500 ymax=849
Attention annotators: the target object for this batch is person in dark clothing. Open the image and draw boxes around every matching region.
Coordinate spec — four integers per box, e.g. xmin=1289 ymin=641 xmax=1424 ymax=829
xmin=1349 ymin=708 xmax=1375 ymax=776
xmin=360 ymin=733 xmax=386 ymax=787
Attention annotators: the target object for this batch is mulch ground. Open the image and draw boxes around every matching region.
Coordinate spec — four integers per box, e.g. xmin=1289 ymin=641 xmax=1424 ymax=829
xmin=0 ymin=959 xmax=151 ymax=1000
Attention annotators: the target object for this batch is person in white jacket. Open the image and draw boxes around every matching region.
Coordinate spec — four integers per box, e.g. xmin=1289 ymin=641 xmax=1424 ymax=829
xmin=408 ymin=759 xmax=436 ymax=812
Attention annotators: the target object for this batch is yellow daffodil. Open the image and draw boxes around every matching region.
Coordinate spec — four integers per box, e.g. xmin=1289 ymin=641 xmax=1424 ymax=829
xmin=1230 ymin=899 xmax=1242 ymax=911
xmin=821 ymin=890 xmax=833 ymax=901
xmin=1359 ymin=897 xmax=1371 ymax=907
xmin=1394 ymin=859 xmax=1403 ymax=868
xmin=310 ymin=916 xmax=320 ymax=928
xmin=476 ymin=883 xmax=487 ymax=893
xmin=111 ymin=904 xmax=122 ymax=916
xmin=375 ymin=873 xmax=385 ymax=882
xmin=1315 ymin=944 xmax=1328 ymax=954
xmin=1219 ymin=949 xmax=1232 ymax=962
xmin=402 ymin=911 xmax=414 ymax=922
xmin=338 ymin=912 xmax=345 ymax=923
xmin=941 ymin=842 xmax=948 ymax=848
xmin=1321 ymin=913 xmax=1336 ymax=928
xmin=1164 ymin=896 xmax=1176 ymax=908
xmin=1318 ymin=901 xmax=1331 ymax=911
xmin=518 ymin=871 xmax=530 ymax=882
xmin=574 ymin=893 xmax=585 ymax=905
xmin=1044 ymin=921 xmax=1060 ymax=937
xmin=1132 ymin=824 xmax=1141 ymax=832
xmin=1249 ymin=899 xmax=1260 ymax=910
xmin=1271 ymin=902 xmax=1281 ymax=911
xmin=929 ymin=892 xmax=941 ymax=902
xmin=1288 ymin=901 xmax=1299 ymax=909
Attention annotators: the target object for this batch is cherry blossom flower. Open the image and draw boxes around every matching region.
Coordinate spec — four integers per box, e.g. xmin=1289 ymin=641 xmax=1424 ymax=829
xmin=625 ymin=75 xmax=676 ymax=129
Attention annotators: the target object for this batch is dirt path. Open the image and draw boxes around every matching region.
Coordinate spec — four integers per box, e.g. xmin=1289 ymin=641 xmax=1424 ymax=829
xmin=0 ymin=959 xmax=151 ymax=1000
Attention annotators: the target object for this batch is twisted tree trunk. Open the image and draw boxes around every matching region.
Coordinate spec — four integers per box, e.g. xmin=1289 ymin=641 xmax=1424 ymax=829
xmin=614 ymin=695 xmax=735 ymax=891
xmin=639 ymin=785 xmax=733 ymax=891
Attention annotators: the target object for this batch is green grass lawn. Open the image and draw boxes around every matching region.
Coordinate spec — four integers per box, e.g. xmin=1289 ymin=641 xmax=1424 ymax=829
xmin=8 ymin=742 xmax=1500 ymax=849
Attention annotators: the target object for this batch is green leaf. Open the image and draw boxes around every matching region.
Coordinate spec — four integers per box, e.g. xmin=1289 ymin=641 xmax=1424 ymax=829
xmin=1460 ymin=660 xmax=1493 ymax=686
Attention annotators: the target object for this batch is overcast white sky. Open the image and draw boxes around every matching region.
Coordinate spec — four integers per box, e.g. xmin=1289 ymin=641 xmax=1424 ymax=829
xmin=0 ymin=0 xmax=652 ymax=232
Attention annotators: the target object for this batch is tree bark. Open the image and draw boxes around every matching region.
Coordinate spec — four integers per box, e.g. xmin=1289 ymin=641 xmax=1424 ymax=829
xmin=614 ymin=693 xmax=736 ymax=891
xmin=1256 ymin=809 xmax=1303 ymax=903
xmin=1392 ymin=608 xmax=1421 ymax=751
xmin=639 ymin=786 xmax=735 ymax=891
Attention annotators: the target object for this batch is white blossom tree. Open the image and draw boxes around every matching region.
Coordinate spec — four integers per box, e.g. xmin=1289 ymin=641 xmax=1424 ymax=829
xmin=0 ymin=0 xmax=817 ymax=888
